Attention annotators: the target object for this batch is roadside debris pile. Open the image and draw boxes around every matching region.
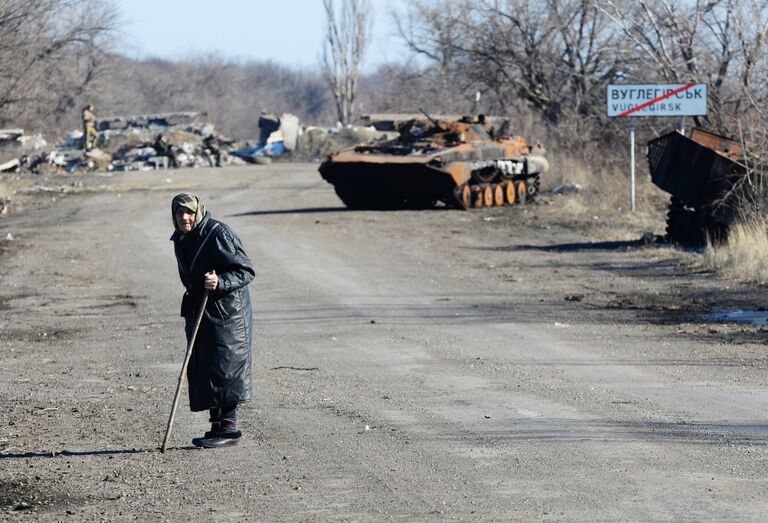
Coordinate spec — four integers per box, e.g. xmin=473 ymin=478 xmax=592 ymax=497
xmin=544 ymin=182 xmax=582 ymax=196
xmin=230 ymin=112 xmax=300 ymax=164
xmin=0 ymin=129 xmax=47 ymax=173
xmin=0 ymin=112 xmax=241 ymax=175
xmin=0 ymin=111 xmax=398 ymax=175
xmin=32 ymin=111 xmax=242 ymax=174
xmin=232 ymin=112 xmax=395 ymax=163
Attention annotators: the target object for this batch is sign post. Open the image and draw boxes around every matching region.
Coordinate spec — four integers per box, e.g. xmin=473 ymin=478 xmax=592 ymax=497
xmin=607 ymin=83 xmax=707 ymax=211
xmin=629 ymin=118 xmax=636 ymax=211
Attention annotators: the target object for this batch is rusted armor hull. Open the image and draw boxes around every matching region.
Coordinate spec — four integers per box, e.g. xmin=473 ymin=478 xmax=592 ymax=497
xmin=647 ymin=128 xmax=748 ymax=245
xmin=319 ymin=117 xmax=548 ymax=210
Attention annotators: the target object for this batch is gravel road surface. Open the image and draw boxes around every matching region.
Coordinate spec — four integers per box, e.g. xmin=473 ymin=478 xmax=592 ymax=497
xmin=1 ymin=164 xmax=767 ymax=521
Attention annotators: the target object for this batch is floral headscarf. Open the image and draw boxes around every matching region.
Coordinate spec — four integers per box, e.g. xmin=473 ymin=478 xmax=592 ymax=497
xmin=171 ymin=193 xmax=206 ymax=233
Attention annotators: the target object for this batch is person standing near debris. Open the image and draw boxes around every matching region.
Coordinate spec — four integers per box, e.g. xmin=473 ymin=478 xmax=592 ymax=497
xmin=202 ymin=133 xmax=222 ymax=167
xmin=170 ymin=193 xmax=255 ymax=448
xmin=154 ymin=133 xmax=179 ymax=168
xmin=81 ymin=104 xmax=98 ymax=151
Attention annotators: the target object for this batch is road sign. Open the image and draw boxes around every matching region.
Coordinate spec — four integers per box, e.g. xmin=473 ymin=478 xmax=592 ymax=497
xmin=607 ymin=83 xmax=707 ymax=117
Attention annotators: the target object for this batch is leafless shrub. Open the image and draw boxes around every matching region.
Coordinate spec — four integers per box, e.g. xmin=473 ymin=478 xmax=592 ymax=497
xmin=395 ymin=1 xmax=625 ymax=137
xmin=700 ymin=110 xmax=768 ymax=233
xmin=697 ymin=108 xmax=768 ymax=280
xmin=359 ymin=65 xmax=476 ymax=116
xmin=91 ymin=56 xmax=334 ymax=140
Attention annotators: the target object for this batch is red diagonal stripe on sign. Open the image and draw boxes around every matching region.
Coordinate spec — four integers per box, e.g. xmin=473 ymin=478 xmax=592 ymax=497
xmin=618 ymin=83 xmax=696 ymax=117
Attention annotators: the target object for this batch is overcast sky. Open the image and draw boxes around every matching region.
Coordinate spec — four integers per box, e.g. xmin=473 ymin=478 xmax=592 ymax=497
xmin=115 ymin=0 xmax=408 ymax=72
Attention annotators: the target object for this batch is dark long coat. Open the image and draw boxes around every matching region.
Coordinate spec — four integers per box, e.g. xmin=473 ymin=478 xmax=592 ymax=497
xmin=171 ymin=212 xmax=255 ymax=411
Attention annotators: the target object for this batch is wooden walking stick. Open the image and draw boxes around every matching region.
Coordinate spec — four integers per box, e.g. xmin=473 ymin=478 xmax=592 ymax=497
xmin=161 ymin=289 xmax=210 ymax=453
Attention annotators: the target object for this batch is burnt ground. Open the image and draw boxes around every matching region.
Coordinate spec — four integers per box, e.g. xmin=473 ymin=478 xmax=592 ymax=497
xmin=1 ymin=164 xmax=767 ymax=521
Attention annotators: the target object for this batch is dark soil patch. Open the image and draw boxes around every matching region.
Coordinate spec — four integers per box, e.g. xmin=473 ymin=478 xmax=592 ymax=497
xmin=0 ymin=326 xmax=82 ymax=342
xmin=0 ymin=478 xmax=81 ymax=515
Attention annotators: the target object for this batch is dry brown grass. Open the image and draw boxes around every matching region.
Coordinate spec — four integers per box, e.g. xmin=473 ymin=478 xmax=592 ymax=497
xmin=704 ymin=220 xmax=768 ymax=284
xmin=540 ymin=153 xmax=669 ymax=241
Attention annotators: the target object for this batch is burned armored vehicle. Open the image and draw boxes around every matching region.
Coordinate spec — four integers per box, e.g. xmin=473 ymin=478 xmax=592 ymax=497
xmin=319 ymin=115 xmax=548 ymax=210
xmin=647 ymin=128 xmax=751 ymax=246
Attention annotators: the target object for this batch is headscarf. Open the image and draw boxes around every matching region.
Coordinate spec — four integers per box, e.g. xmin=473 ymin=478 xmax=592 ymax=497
xmin=171 ymin=193 xmax=206 ymax=234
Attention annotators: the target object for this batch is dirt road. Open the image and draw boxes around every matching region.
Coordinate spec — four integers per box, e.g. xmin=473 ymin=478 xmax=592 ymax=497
xmin=1 ymin=164 xmax=767 ymax=521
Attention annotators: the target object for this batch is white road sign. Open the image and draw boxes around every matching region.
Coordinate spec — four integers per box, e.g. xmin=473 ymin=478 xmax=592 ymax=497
xmin=607 ymin=83 xmax=707 ymax=117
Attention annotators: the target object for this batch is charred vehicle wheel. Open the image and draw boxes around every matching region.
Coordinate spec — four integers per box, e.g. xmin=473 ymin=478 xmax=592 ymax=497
xmin=493 ymin=184 xmax=505 ymax=206
xmin=503 ymin=182 xmax=516 ymax=205
xmin=515 ymin=180 xmax=528 ymax=204
xmin=483 ymin=185 xmax=494 ymax=207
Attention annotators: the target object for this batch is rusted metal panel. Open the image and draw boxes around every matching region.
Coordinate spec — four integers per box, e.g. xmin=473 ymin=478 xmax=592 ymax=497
xmin=647 ymin=129 xmax=745 ymax=207
xmin=689 ymin=128 xmax=742 ymax=161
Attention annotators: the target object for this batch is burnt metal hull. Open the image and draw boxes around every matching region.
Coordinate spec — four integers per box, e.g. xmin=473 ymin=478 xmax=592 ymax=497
xmin=319 ymin=161 xmax=461 ymax=209
xmin=318 ymin=118 xmax=547 ymax=210
xmin=647 ymin=128 xmax=749 ymax=246
xmin=647 ymin=129 xmax=744 ymax=208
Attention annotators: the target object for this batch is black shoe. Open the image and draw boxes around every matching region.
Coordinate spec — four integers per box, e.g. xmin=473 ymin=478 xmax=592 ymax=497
xmin=192 ymin=430 xmax=242 ymax=449
xmin=203 ymin=422 xmax=220 ymax=439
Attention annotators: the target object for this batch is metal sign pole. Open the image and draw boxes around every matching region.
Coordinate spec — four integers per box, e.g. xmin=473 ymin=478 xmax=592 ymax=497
xmin=606 ymin=83 xmax=708 ymax=213
xmin=629 ymin=118 xmax=636 ymax=212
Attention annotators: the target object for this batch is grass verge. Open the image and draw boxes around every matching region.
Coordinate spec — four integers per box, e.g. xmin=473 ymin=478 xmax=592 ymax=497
xmin=704 ymin=220 xmax=768 ymax=284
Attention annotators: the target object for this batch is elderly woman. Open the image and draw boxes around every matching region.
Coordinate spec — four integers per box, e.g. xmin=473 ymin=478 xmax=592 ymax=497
xmin=170 ymin=193 xmax=255 ymax=448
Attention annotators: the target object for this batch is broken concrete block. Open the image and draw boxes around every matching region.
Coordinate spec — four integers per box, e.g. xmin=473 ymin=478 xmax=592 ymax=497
xmin=85 ymin=148 xmax=113 ymax=171
xmin=279 ymin=113 xmax=300 ymax=151
xmin=0 ymin=158 xmax=20 ymax=172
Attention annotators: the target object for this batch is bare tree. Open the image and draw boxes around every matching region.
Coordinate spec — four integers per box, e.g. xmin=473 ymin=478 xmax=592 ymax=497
xmin=96 ymin=56 xmax=336 ymax=139
xmin=721 ymin=0 xmax=768 ymax=119
xmin=0 ymin=0 xmax=119 ymax=131
xmin=598 ymin=0 xmax=768 ymax=130
xmin=390 ymin=0 xmax=768 ymax=152
xmin=395 ymin=0 xmax=622 ymax=126
xmin=321 ymin=0 xmax=371 ymax=125
xmin=394 ymin=2 xmax=475 ymax=112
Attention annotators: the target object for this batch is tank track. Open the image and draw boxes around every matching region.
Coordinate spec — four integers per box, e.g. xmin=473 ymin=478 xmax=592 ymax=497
xmin=453 ymin=159 xmax=540 ymax=209
xmin=454 ymin=177 xmax=539 ymax=209
xmin=665 ymin=196 xmax=728 ymax=246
